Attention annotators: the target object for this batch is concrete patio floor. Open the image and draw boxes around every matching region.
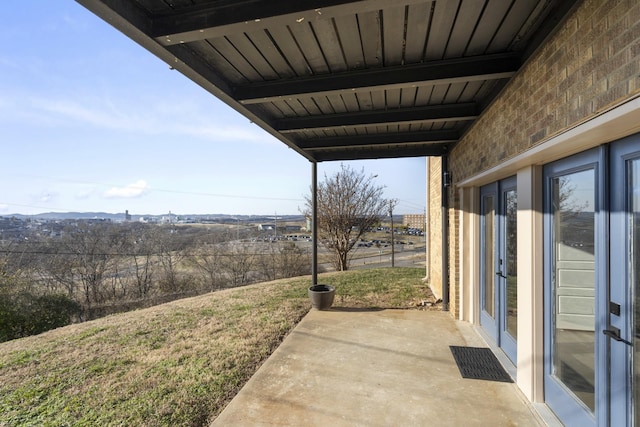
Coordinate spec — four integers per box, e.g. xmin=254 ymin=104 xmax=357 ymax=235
xmin=212 ymin=309 xmax=547 ymax=426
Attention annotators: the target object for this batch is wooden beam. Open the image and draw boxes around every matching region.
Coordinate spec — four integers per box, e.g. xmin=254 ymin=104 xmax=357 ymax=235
xmin=235 ymin=54 xmax=520 ymax=104
xmin=297 ymin=130 xmax=459 ymax=150
xmin=311 ymin=144 xmax=449 ymax=161
xmin=276 ymin=104 xmax=478 ymax=133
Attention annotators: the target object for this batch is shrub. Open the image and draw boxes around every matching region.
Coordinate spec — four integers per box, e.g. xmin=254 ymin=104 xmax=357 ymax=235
xmin=0 ymin=290 xmax=81 ymax=342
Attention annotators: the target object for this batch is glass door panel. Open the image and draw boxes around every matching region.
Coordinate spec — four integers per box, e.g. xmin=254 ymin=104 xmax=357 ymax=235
xmin=480 ymin=183 xmax=498 ymax=342
xmin=505 ymin=188 xmax=518 ymax=339
xmin=544 ymin=148 xmax=601 ymax=427
xmin=551 ymin=169 xmax=596 ymax=411
xmin=483 ymin=195 xmax=496 ymax=318
xmin=499 ymin=184 xmax=518 ymax=363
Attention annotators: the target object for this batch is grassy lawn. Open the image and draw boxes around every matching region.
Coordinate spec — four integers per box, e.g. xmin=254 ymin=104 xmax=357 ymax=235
xmin=0 ymin=268 xmax=431 ymax=427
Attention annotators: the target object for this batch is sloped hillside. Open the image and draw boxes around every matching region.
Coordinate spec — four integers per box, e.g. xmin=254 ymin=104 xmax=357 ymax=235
xmin=0 ymin=268 xmax=429 ymax=426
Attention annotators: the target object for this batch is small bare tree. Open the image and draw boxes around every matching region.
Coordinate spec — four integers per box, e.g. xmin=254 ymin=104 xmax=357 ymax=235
xmin=305 ymin=164 xmax=387 ymax=271
xmin=152 ymin=226 xmax=188 ymax=294
xmin=119 ymin=223 xmax=155 ymax=299
xmin=191 ymin=244 xmax=223 ymax=290
xmin=256 ymin=242 xmax=311 ymax=281
xmin=219 ymin=242 xmax=255 ymax=287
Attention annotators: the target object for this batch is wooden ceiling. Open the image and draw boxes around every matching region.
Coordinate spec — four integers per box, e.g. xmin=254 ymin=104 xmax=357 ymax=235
xmin=77 ymin=0 xmax=579 ymax=162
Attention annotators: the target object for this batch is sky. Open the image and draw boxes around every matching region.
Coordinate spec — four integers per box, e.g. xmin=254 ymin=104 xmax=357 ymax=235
xmin=0 ymin=2 xmax=426 ymax=216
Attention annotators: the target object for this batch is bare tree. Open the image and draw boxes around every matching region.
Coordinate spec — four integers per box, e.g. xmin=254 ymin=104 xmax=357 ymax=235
xmin=304 ymin=164 xmax=388 ymax=271
xmin=255 ymin=243 xmax=278 ymax=282
xmin=190 ymin=243 xmax=223 ymax=290
xmin=122 ymin=223 xmax=156 ymax=298
xmin=256 ymin=242 xmax=311 ymax=281
xmin=276 ymin=242 xmax=311 ymax=278
xmin=39 ymin=245 xmax=79 ymax=300
xmin=152 ymin=226 xmax=188 ymax=293
xmin=219 ymin=242 xmax=255 ymax=287
xmin=58 ymin=223 xmax=110 ymax=307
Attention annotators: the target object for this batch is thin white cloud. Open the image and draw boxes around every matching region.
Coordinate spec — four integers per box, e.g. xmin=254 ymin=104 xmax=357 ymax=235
xmin=0 ymin=204 xmax=8 ymax=213
xmin=177 ymin=122 xmax=269 ymax=143
xmin=21 ymin=95 xmax=269 ymax=143
xmin=104 ymin=180 xmax=150 ymax=199
xmin=32 ymin=97 xmax=129 ymax=130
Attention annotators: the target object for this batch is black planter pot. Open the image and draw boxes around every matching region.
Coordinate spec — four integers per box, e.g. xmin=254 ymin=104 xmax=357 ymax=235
xmin=308 ymin=284 xmax=335 ymax=310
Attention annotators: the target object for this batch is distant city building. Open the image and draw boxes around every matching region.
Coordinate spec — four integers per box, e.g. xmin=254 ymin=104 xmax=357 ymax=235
xmin=403 ymin=214 xmax=425 ymax=231
xmin=125 ymin=210 xmax=131 ymax=222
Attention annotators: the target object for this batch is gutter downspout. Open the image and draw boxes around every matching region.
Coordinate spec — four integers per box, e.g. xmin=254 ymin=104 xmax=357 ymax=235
xmin=441 ymin=155 xmax=450 ymax=312
xmin=312 ymin=161 xmax=318 ymax=286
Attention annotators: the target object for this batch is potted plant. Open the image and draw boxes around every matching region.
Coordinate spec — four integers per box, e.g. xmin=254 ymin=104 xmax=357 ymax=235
xmin=308 ymin=283 xmax=335 ymax=310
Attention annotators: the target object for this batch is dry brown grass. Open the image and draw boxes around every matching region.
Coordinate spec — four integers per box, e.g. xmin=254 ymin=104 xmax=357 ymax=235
xmin=0 ymin=268 xmax=429 ymax=426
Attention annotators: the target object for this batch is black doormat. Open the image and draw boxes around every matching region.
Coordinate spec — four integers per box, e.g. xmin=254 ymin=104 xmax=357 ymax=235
xmin=449 ymin=346 xmax=513 ymax=383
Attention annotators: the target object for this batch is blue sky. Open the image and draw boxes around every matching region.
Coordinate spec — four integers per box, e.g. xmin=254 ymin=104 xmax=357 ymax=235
xmin=0 ymin=2 xmax=426 ymax=216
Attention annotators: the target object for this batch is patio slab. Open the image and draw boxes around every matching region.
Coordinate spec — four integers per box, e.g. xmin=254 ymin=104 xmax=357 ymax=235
xmin=211 ymin=309 xmax=545 ymax=426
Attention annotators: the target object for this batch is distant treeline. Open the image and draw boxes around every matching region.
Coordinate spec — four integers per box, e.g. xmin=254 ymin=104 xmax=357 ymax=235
xmin=0 ymin=221 xmax=313 ymax=342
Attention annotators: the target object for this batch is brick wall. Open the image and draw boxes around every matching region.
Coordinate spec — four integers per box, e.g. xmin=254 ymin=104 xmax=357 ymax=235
xmin=451 ymin=0 xmax=640 ymax=182
xmin=433 ymin=0 xmax=640 ymax=315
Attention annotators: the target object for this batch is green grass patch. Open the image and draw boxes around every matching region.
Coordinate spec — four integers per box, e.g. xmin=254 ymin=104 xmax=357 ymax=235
xmin=0 ymin=268 xmax=430 ymax=426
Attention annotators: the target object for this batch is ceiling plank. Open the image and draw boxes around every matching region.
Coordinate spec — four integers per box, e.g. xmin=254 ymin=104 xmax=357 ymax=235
xmin=152 ymin=0 xmax=442 ymax=46
xmin=276 ymin=103 xmax=478 ymax=132
xmin=235 ymin=53 xmax=519 ymax=104
xmin=425 ymin=0 xmax=459 ymax=60
xmin=404 ymin=2 xmax=432 ymax=63
xmin=333 ymin=14 xmax=366 ymax=69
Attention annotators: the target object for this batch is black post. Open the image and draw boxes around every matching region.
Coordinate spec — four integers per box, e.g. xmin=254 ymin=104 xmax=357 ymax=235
xmin=390 ymin=200 xmax=395 ymax=267
xmin=441 ymin=155 xmax=450 ymax=312
xmin=312 ymin=161 xmax=318 ymax=286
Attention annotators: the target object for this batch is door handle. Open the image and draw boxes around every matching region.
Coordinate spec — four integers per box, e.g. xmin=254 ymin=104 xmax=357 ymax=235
xmin=603 ymin=327 xmax=632 ymax=346
xmin=495 ymin=271 xmax=507 ymax=279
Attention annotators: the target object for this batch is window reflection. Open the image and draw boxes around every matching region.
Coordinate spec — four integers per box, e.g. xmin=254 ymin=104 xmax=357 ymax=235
xmin=551 ymin=169 xmax=596 ymax=412
xmin=483 ymin=196 xmax=495 ymax=317
xmin=505 ymin=190 xmax=517 ymax=339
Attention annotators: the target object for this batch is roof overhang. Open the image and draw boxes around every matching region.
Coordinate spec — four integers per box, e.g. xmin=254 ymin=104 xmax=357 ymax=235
xmin=77 ymin=0 xmax=580 ymax=162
